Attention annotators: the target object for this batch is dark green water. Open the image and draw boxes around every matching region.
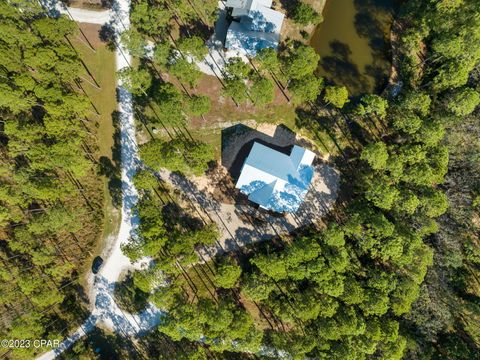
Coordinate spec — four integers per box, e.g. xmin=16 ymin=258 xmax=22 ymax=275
xmin=311 ymin=0 xmax=397 ymax=96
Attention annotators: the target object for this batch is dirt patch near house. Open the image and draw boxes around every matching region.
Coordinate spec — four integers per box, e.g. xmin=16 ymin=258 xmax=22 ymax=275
xmin=189 ymin=74 xmax=292 ymax=129
xmin=75 ymin=22 xmax=107 ymax=47
xmin=65 ymin=0 xmax=111 ymax=10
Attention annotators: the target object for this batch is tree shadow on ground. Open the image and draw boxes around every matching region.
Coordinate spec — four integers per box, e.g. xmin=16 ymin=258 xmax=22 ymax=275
xmin=168 ymin=171 xmax=222 ymax=213
xmin=98 ymin=156 xmax=122 ymax=208
xmin=54 ymin=282 xmax=91 ymax=335
xmin=178 ymin=20 xmax=213 ymax=41
xmin=100 ymin=0 xmax=113 ymax=7
xmin=142 ymin=331 xmax=251 ymax=360
xmin=277 ymin=0 xmax=300 ymax=17
xmin=62 ymin=327 xmax=138 ymax=359
xmin=205 ymin=163 xmax=245 ymax=204
xmin=294 ymin=107 xmax=362 ymax=168
xmin=62 ymin=0 xmax=114 ymax=8
xmin=97 ymin=110 xmax=122 ymax=208
xmin=161 ymin=201 xmax=205 ymax=232
xmin=98 ymin=23 xmax=116 ymax=50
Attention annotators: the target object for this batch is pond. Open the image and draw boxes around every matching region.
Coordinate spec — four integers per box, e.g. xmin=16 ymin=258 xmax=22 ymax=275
xmin=311 ymin=0 xmax=398 ymax=96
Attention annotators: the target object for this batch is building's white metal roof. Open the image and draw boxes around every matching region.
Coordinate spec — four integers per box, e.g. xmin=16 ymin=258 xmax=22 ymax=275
xmin=225 ymin=0 xmax=284 ymax=56
xmin=226 ymin=0 xmax=273 ymax=12
xmin=225 ymin=21 xmax=280 ymax=56
xmin=235 ymin=143 xmax=315 ymax=213
xmin=241 ymin=8 xmax=284 ymax=34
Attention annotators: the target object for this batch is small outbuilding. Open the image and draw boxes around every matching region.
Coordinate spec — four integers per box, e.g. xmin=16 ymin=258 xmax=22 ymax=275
xmin=224 ymin=0 xmax=285 ymax=56
xmin=235 ymin=142 xmax=315 ymax=213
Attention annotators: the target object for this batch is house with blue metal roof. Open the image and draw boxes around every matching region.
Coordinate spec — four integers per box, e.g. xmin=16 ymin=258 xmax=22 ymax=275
xmin=235 ymin=142 xmax=315 ymax=213
xmin=225 ymin=0 xmax=285 ymax=56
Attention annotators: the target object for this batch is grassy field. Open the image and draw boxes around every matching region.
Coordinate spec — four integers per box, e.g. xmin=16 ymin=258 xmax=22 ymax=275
xmin=181 ymin=262 xmax=219 ymax=300
xmin=71 ymin=26 xmax=117 ymax=160
xmin=70 ymin=23 xmax=121 ymax=279
xmin=138 ymin=70 xmax=343 ymax=161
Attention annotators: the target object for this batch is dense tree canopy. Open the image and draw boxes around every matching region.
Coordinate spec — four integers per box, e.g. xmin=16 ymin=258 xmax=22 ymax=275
xmin=118 ymin=67 xmax=152 ymax=95
xmin=140 ymin=138 xmax=214 ymax=176
xmin=443 ymin=87 xmax=480 ymax=116
xmin=324 ymin=85 xmax=349 ymax=108
xmin=281 ymin=43 xmax=320 ymax=79
xmin=0 ymin=3 xmax=106 ymax=358
xmin=292 ymin=2 xmax=323 ymax=25
xmin=289 ymin=76 xmax=324 ymax=104
xmin=13 ymin=0 xmax=475 ymax=358
xmin=121 ymin=0 xmax=480 ymax=358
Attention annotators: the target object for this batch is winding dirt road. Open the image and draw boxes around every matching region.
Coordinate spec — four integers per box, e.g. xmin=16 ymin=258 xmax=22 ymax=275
xmin=36 ymin=2 xmax=162 ymax=359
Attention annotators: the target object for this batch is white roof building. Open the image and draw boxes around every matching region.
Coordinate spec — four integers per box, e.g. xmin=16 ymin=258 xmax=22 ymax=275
xmin=226 ymin=0 xmax=273 ymax=16
xmin=224 ymin=0 xmax=284 ymax=56
xmin=235 ymin=143 xmax=315 ymax=213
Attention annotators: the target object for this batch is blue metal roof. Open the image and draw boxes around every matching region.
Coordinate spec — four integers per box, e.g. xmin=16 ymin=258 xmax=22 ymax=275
xmin=225 ymin=22 xmax=279 ymax=56
xmin=235 ymin=143 xmax=315 ymax=213
xmin=225 ymin=2 xmax=284 ymax=56
xmin=248 ymin=180 xmax=276 ymax=205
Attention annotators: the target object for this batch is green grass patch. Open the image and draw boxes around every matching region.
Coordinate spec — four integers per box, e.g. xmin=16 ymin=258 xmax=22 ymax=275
xmin=182 ymin=262 xmax=218 ymax=300
xmin=74 ymin=43 xmax=117 ymax=159
xmin=70 ymin=26 xmax=121 ymax=279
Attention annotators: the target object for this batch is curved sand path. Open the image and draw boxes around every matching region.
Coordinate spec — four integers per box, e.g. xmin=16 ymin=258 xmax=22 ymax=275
xmin=36 ymin=1 xmax=162 ymax=359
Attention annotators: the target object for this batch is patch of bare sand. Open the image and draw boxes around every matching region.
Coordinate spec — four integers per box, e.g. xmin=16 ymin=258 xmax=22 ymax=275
xmin=255 ymin=123 xmax=277 ymax=137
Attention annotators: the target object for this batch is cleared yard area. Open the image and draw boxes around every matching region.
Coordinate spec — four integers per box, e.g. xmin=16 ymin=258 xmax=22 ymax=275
xmin=71 ymin=23 xmax=117 ymax=160
xmin=70 ymin=22 xmax=121 ymax=280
